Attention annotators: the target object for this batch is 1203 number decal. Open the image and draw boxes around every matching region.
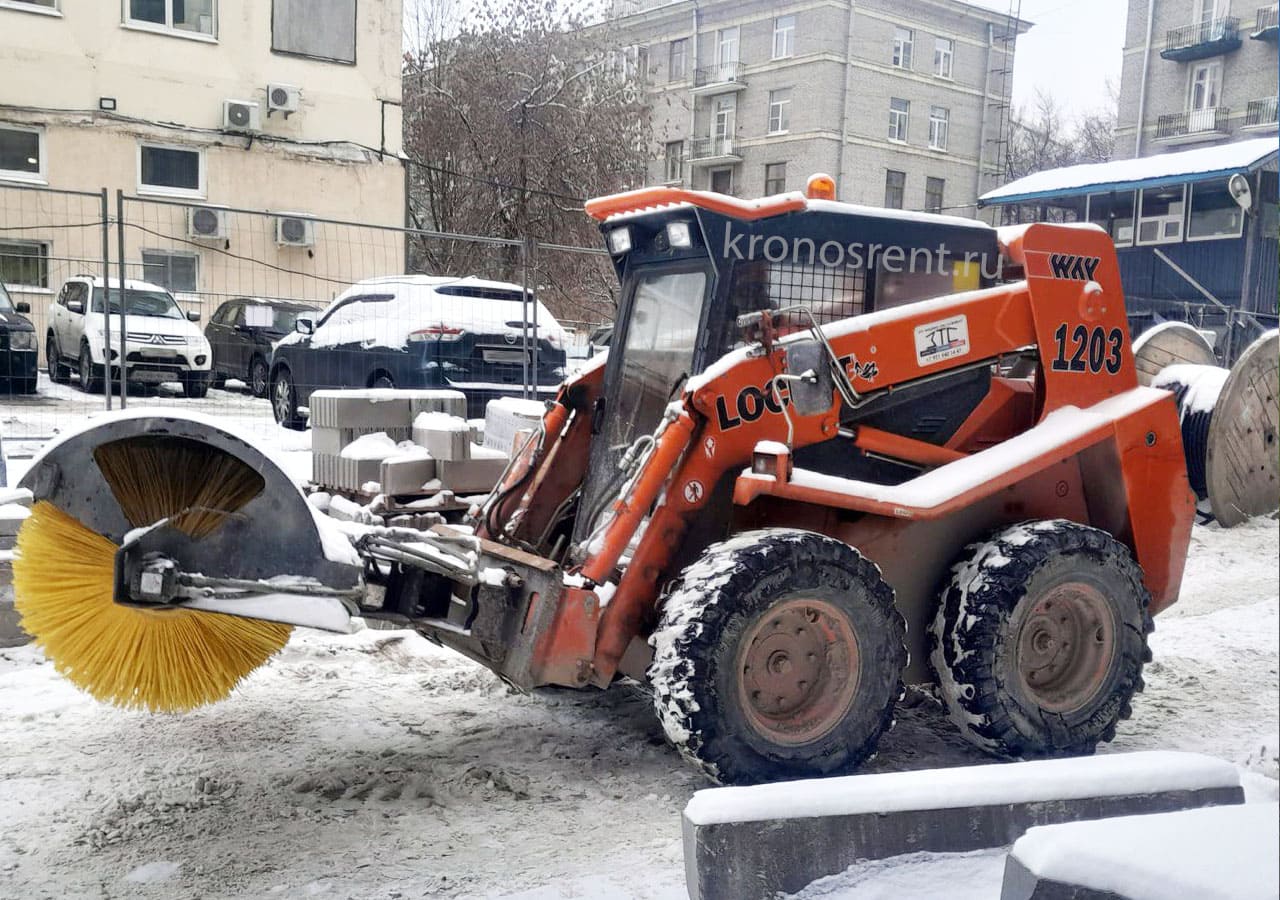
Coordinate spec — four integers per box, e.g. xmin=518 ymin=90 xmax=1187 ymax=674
xmin=1051 ymin=323 xmax=1123 ymax=375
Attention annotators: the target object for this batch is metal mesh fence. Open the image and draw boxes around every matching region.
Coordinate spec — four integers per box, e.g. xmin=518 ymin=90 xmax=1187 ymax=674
xmin=0 ymin=184 xmax=610 ymax=458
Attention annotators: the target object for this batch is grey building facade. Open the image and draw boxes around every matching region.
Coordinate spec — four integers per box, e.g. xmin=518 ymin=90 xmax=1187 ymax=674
xmin=605 ymin=0 xmax=1028 ymax=217
xmin=1116 ymin=0 xmax=1279 ymax=157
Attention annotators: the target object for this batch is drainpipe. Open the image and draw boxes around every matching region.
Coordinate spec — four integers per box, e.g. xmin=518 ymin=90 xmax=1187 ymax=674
xmin=689 ymin=1 xmax=699 ymax=187
xmin=1134 ymin=0 xmax=1156 ymax=158
xmin=837 ymin=1 xmax=857 ymax=199
xmin=976 ymin=22 xmax=994 ymax=221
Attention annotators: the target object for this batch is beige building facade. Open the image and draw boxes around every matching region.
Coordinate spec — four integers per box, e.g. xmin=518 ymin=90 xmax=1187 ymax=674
xmin=0 ymin=0 xmax=405 ymax=347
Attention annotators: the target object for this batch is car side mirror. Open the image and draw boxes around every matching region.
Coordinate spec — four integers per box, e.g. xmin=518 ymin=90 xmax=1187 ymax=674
xmin=187 ymin=310 xmax=201 ymax=322
xmin=67 ymin=300 xmax=84 ymax=315
xmin=15 ymin=302 xmax=30 ymax=313
xmin=785 ymin=339 xmax=836 ymax=417
xmin=295 ymin=317 xmax=315 ymax=335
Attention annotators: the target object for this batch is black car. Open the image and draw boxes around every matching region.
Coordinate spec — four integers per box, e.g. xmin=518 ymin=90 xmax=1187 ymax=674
xmin=206 ymin=297 xmax=319 ymax=397
xmin=0 ymin=281 xmax=38 ymax=394
xmin=269 ymin=275 xmax=569 ymax=427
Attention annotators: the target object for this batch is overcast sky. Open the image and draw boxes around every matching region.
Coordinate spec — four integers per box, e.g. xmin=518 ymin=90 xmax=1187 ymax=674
xmin=972 ymin=0 xmax=1128 ymax=120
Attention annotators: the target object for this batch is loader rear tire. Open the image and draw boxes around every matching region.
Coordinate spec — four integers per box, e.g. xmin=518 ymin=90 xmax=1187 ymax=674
xmin=929 ymin=520 xmax=1151 ymax=759
xmin=648 ymin=529 xmax=906 ymax=785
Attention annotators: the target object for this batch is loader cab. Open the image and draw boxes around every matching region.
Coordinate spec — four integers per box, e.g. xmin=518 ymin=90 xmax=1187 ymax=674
xmin=579 ymin=178 xmax=1004 ymax=543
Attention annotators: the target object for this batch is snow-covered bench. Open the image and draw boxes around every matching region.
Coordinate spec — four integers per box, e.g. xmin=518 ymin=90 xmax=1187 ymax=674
xmin=682 ymin=752 xmax=1243 ymax=900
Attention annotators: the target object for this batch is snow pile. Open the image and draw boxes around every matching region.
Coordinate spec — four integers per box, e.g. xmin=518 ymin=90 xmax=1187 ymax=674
xmin=1153 ymin=363 xmax=1229 ymax=416
xmin=413 ymin=411 xmax=470 ymax=432
xmin=1010 ymin=802 xmax=1280 ymax=900
xmin=339 ymin=432 xmax=401 ymax=460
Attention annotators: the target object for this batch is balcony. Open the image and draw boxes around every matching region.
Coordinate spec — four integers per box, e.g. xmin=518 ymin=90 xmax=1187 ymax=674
xmin=1245 ymin=96 xmax=1279 ymax=128
xmin=687 ymin=136 xmax=742 ymax=166
xmin=1252 ymin=5 xmax=1279 ymax=39
xmin=1160 ymin=17 xmax=1242 ymax=60
xmin=690 ymin=62 xmax=747 ymax=95
xmin=1156 ymin=107 xmax=1232 ymax=142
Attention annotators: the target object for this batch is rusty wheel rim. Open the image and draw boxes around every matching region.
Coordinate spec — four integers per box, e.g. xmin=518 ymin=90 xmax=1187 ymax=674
xmin=736 ymin=598 xmax=860 ymax=746
xmin=1013 ymin=582 xmax=1116 ymax=714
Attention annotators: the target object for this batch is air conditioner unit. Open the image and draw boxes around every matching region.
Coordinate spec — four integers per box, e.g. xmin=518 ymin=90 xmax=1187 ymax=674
xmin=223 ymin=99 xmax=261 ymax=132
xmin=267 ymin=83 xmax=302 ymax=116
xmin=187 ymin=205 xmax=230 ymax=240
xmin=276 ymin=213 xmax=315 ymax=247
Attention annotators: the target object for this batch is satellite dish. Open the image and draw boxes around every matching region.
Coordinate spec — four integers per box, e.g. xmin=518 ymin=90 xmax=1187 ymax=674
xmin=1228 ymin=173 xmax=1253 ymax=211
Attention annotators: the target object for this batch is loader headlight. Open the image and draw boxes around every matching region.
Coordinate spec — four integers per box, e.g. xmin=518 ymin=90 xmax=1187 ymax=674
xmin=666 ymin=221 xmax=692 ymax=248
xmin=608 ymin=226 xmax=632 ymax=256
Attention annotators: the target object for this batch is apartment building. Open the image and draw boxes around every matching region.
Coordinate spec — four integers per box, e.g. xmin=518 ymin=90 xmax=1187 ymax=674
xmin=0 ymin=0 xmax=404 ymax=337
xmin=1116 ymin=0 xmax=1279 ymax=157
xmin=605 ymin=0 xmax=1029 ymax=217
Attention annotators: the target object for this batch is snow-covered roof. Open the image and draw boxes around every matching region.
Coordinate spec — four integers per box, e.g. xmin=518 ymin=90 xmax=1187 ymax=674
xmin=980 ymin=137 xmax=1279 ymax=205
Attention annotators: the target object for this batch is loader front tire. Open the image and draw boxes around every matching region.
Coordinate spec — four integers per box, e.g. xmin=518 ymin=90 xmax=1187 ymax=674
xmin=648 ymin=529 xmax=906 ymax=785
xmin=929 ymin=520 xmax=1151 ymax=759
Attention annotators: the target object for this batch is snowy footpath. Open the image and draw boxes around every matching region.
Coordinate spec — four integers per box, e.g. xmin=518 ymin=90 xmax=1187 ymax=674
xmin=0 ymin=472 xmax=1275 ymax=896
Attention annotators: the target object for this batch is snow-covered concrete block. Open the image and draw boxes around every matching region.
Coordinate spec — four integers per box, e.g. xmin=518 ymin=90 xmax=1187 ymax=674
xmin=682 ymin=752 xmax=1244 ymax=900
xmin=412 ymin=412 xmax=471 ymax=461
xmin=312 ymin=426 xmax=412 ymax=457
xmin=407 ymin=390 xmax=467 ymax=421
xmin=1001 ymin=801 xmax=1278 ymax=900
xmin=436 ymin=451 xmax=508 ymax=494
xmin=309 ymin=390 xmax=413 ymax=430
xmin=483 ymin=396 xmax=545 ymax=456
xmin=380 ymin=455 xmax=438 ymax=496
xmin=312 ymin=452 xmax=383 ymax=494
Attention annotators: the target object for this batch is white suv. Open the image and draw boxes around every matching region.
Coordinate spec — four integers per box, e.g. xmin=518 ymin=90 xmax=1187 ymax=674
xmin=46 ymin=276 xmax=213 ymax=397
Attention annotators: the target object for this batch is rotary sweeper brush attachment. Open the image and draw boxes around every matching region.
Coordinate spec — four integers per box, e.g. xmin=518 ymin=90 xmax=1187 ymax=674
xmin=13 ymin=413 xmax=364 ymax=712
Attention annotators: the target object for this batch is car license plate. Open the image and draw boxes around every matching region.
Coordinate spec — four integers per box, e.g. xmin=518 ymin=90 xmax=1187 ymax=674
xmin=481 ymin=348 xmax=528 ymax=364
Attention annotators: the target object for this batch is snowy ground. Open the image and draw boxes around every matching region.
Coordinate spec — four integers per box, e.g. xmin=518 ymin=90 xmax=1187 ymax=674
xmin=0 ymin=381 xmax=1276 ymax=899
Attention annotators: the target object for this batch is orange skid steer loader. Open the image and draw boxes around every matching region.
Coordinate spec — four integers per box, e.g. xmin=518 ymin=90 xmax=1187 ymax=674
xmin=18 ymin=175 xmax=1194 ymax=785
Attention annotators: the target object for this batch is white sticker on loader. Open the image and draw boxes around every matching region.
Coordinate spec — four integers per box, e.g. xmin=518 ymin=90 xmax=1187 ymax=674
xmin=914 ymin=314 xmax=970 ymax=366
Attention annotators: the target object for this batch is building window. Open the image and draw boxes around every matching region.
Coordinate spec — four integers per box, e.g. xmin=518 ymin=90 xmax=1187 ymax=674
xmin=126 ymin=0 xmax=216 ymax=37
xmin=934 ymin=37 xmax=954 ymax=78
xmin=0 ymin=124 xmax=45 ymax=183
xmin=772 ymin=14 xmax=795 ymax=59
xmin=1137 ymin=185 xmax=1187 ymax=245
xmin=1187 ymin=179 xmax=1246 ymax=241
xmin=717 ymin=26 xmax=739 ymax=67
xmin=669 ymin=38 xmax=688 ymax=81
xmin=924 ymin=177 xmax=945 ymax=213
xmin=1 ymin=0 xmax=59 ymax=12
xmin=713 ymin=95 xmax=736 ymax=143
xmin=141 ymin=249 xmax=199 ymax=293
xmin=710 ymin=167 xmax=733 ymax=195
xmin=892 ymin=27 xmax=913 ymax=68
xmin=273 ymin=0 xmax=356 ymax=64
xmin=1189 ymin=60 xmax=1222 ymax=112
xmin=138 ymin=144 xmax=204 ymax=198
xmin=1086 ymin=191 xmax=1137 ymax=246
xmin=768 ymin=89 xmax=792 ymax=134
xmin=884 ymin=170 xmax=905 ymax=209
xmin=0 ymin=239 xmax=49 ymax=288
xmin=888 ymin=98 xmax=910 ymax=142
xmin=764 ymin=162 xmax=787 ymax=195
xmin=928 ymin=106 xmax=950 ymax=151
xmin=664 ymin=141 xmax=683 ymax=183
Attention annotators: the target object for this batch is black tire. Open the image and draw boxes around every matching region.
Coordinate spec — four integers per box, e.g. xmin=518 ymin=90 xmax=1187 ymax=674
xmin=370 ymin=372 xmax=395 ymax=389
xmin=181 ymin=372 xmax=210 ymax=399
xmin=928 ymin=520 xmax=1151 ymax=759
xmin=248 ymin=355 xmax=269 ymax=398
xmin=46 ymin=334 xmax=70 ymax=384
xmin=648 ymin=529 xmax=906 ymax=785
xmin=271 ymin=366 xmax=306 ymax=430
xmin=78 ymin=343 xmax=101 ymax=393
xmin=211 ymin=372 xmax=227 ymax=390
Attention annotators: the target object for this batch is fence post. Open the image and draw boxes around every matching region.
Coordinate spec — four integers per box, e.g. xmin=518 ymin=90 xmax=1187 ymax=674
xmin=520 ymin=237 xmax=531 ymax=399
xmin=100 ymin=188 xmax=113 ymax=411
xmin=115 ymin=190 xmax=128 ymax=408
xmin=524 ymin=236 xmax=539 ymax=400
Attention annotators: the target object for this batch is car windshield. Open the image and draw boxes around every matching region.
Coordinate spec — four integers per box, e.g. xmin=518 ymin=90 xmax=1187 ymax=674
xmin=0 ymin=282 xmax=13 ymax=312
xmin=93 ymin=287 xmax=184 ymax=319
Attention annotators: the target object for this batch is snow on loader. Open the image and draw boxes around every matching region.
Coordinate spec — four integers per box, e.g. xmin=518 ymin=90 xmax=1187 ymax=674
xmin=16 ymin=175 xmax=1204 ymax=785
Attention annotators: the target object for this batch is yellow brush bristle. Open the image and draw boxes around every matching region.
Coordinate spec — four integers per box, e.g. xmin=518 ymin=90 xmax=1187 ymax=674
xmin=13 ymin=493 xmax=293 ymax=713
